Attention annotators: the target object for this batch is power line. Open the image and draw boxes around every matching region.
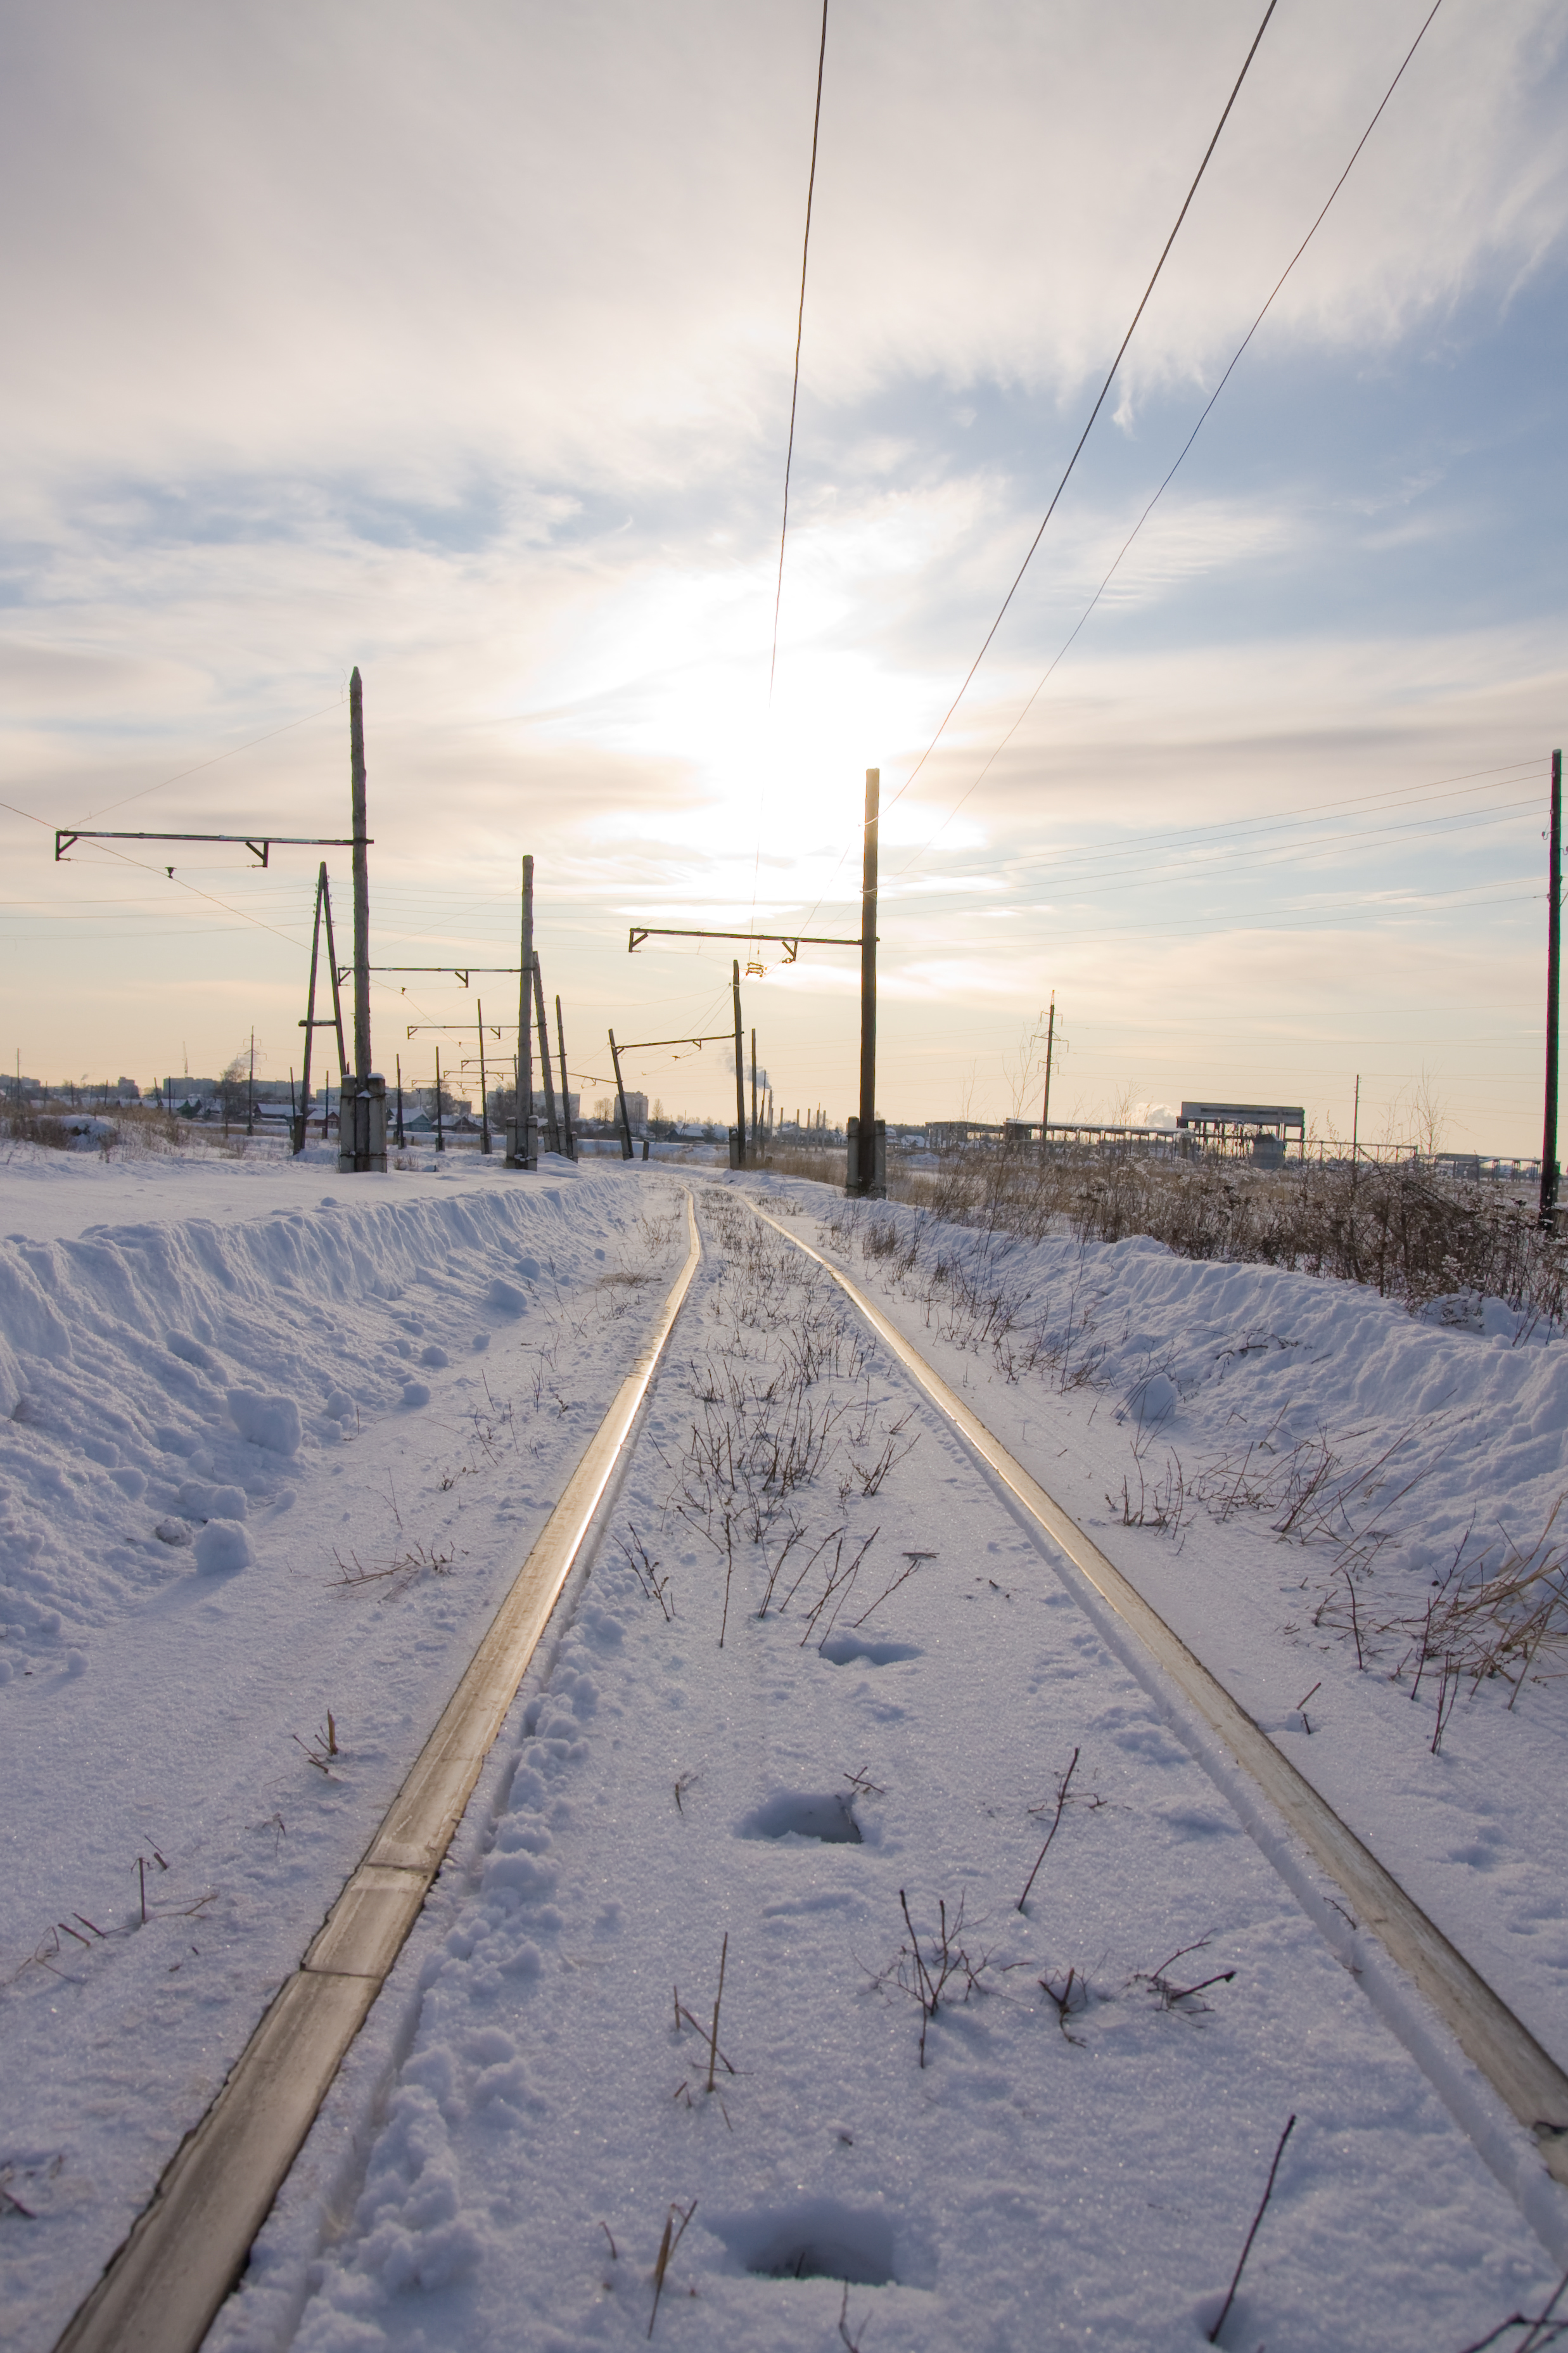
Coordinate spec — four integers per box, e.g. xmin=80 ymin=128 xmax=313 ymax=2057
xmin=768 ymin=0 xmax=830 ymax=704
xmin=886 ymin=0 xmax=1280 ymax=816
xmin=918 ymin=794 xmax=1540 ymax=904
xmin=83 ymin=693 xmax=348 ymax=821
xmin=918 ymin=773 xmax=1539 ymax=890
xmin=899 ymin=0 xmax=1449 ymax=871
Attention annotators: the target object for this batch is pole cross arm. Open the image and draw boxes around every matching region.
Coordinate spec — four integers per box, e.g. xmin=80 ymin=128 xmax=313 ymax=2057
xmin=407 ymin=1024 xmax=503 ymax=1039
xmin=344 ymin=966 xmax=521 ymax=988
xmin=613 ymin=1032 xmax=736 ymax=1053
xmin=54 ymin=830 xmax=365 ymax=865
xmin=627 ymin=925 xmax=864 ymax=961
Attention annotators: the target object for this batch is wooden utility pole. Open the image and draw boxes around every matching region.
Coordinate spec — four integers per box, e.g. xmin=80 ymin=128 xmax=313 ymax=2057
xmin=477 ymin=1002 xmax=491 ymax=1155
xmin=395 ymin=1052 xmax=405 ymax=1147
xmin=294 ymin=863 xmax=347 ymax=1154
xmin=1351 ymin=1073 xmax=1361 ymax=1178
xmin=609 ymin=1030 xmax=634 ymax=1158
xmin=849 ymin=766 xmax=880 ymax=1195
xmin=1039 ymin=992 xmax=1055 ymax=1151
xmin=533 ymin=958 xmax=560 ymax=1155
xmin=246 ymin=1029 xmax=255 ymax=1136
xmin=1543 ymin=748 xmax=1563 ymax=1229
xmin=515 ymin=856 xmax=537 ymax=1169
xmin=434 ymin=1048 xmax=445 ymax=1154
xmin=555 ymin=996 xmax=575 ymax=1160
xmin=349 ymin=668 xmax=371 ymax=1084
xmin=750 ymin=1027 xmax=758 ymax=1152
xmin=731 ymin=961 xmax=746 ymax=1164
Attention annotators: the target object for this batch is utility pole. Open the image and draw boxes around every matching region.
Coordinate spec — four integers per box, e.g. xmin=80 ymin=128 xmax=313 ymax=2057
xmin=246 ymin=1029 xmax=255 ymax=1136
xmin=1351 ymin=1073 xmax=1360 ymax=1177
xmin=533 ymin=957 xmax=560 ymax=1155
xmin=513 ymin=856 xmax=537 ymax=1169
xmin=1039 ymin=991 xmax=1055 ymax=1151
xmin=349 ymin=668 xmax=371 ymax=1084
xmin=293 ymin=862 xmax=346 ymax=1155
xmin=750 ymin=1027 xmax=758 ymax=1153
xmin=608 ymin=1030 xmax=634 ymax=1159
xmin=848 ymin=766 xmax=880 ymax=1196
xmin=555 ymin=996 xmax=575 ymax=1160
xmin=731 ymin=961 xmax=746 ymax=1165
xmin=434 ymin=1048 xmax=445 ymax=1154
xmin=1543 ymin=748 xmax=1563 ymax=1229
xmin=395 ymin=1052 xmax=405 ymax=1148
xmin=477 ymin=1001 xmax=491 ymax=1155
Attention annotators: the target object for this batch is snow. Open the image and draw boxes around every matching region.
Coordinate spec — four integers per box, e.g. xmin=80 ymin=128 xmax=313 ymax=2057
xmin=3 ymin=1152 xmax=1566 ymax=2352
xmin=227 ymin=1390 xmax=305 ymax=1456
xmin=791 ymin=1186 xmax=1568 ymax=2080
xmin=224 ymin=1188 xmax=1562 ymax=2352
xmin=194 ymin=1518 xmax=255 ymax=1575
xmin=0 ymin=1144 xmax=685 ymax=2352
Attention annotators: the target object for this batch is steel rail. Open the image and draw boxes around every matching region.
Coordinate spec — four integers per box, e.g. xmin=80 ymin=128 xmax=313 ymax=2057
xmin=56 ymin=1193 xmax=703 ymax=2353
xmin=746 ymin=1198 xmax=1568 ymax=2193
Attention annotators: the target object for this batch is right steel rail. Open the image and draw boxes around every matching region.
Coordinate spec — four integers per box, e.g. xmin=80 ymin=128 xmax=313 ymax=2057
xmin=749 ymin=1198 xmax=1568 ymax=2190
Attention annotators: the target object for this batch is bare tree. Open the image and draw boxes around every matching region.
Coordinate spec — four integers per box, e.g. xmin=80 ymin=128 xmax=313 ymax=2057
xmin=1108 ymin=1078 xmax=1143 ymax=1129
xmin=1411 ymin=1066 xmax=1449 ymax=1160
xmin=1003 ymin=1011 xmax=1057 ymax=1119
xmin=219 ymin=1052 xmax=249 ymax=1134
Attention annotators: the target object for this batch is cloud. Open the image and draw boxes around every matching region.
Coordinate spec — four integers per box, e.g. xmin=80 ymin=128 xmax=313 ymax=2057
xmin=2 ymin=0 xmax=1565 ymax=1146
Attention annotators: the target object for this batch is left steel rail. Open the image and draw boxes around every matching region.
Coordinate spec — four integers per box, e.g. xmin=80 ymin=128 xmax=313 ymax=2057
xmin=55 ymin=1193 xmax=703 ymax=2353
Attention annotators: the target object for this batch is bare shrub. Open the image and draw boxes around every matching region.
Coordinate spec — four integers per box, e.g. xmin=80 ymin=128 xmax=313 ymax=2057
xmin=850 ymin=1144 xmax=1565 ymax=1328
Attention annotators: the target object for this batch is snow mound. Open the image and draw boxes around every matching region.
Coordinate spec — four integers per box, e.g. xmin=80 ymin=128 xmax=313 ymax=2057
xmin=486 ymin=1276 xmax=529 ymax=1315
xmin=195 ymin=1519 xmax=254 ymax=1574
xmin=1123 ymin=1369 xmax=1178 ymax=1425
xmin=227 ymin=1388 xmax=302 ymax=1456
xmin=0 ymin=1170 xmax=643 ymax=1678
xmin=177 ymin=1480 xmax=248 ymax=1522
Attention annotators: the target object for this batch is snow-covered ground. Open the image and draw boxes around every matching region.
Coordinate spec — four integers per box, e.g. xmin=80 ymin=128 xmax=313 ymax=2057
xmin=3 ymin=1150 xmax=1567 ymax=2352
xmin=794 ymin=1184 xmax=1568 ymax=2077
xmin=0 ymin=1140 xmax=686 ymax=2352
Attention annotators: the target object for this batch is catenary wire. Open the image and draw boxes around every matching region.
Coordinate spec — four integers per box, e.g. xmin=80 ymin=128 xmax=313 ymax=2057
xmin=782 ymin=755 xmax=1549 ymax=928
xmin=768 ymin=0 xmax=830 ymax=707
xmin=884 ymin=0 xmax=1280 ymax=816
xmin=896 ymin=0 xmax=1449 ymax=875
xmin=83 ymin=693 xmax=348 ymax=821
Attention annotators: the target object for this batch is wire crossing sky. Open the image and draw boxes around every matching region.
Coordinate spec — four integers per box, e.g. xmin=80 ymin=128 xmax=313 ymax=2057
xmin=0 ymin=0 xmax=1565 ymax=1151
xmin=888 ymin=0 xmax=1283 ymax=814
xmin=895 ymin=0 xmax=1449 ymax=881
xmin=768 ymin=0 xmax=831 ymax=703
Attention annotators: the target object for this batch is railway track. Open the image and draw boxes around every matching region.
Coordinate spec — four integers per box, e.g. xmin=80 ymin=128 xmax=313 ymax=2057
xmin=51 ymin=1177 xmax=1568 ymax=2352
xmin=746 ymin=1196 xmax=1568 ymax=2199
xmin=55 ymin=1198 xmax=703 ymax=2353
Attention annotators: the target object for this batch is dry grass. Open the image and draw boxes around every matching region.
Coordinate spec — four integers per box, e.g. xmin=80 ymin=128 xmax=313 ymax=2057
xmin=1315 ymin=1496 xmax=1568 ymax=1706
xmin=1 ymin=1101 xmax=267 ymax=1158
xmin=808 ymin=1166 xmax=1568 ymax=1707
xmin=755 ymin=1141 xmax=848 ymax=1187
xmin=877 ymin=1144 xmax=1565 ymax=1326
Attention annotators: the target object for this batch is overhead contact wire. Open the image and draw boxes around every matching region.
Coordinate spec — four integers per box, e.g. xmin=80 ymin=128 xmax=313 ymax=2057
xmin=768 ymin=0 xmax=830 ymax=705
xmin=900 ymin=0 xmax=1448 ymax=869
xmin=888 ymin=0 xmax=1281 ymax=812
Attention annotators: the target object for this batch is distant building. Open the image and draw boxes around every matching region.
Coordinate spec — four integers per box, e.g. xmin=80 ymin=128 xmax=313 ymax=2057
xmin=1177 ymin=1102 xmax=1304 ymax=1166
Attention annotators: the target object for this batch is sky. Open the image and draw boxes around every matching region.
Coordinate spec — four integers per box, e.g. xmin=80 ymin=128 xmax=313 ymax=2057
xmin=2 ymin=0 xmax=1566 ymax=1148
